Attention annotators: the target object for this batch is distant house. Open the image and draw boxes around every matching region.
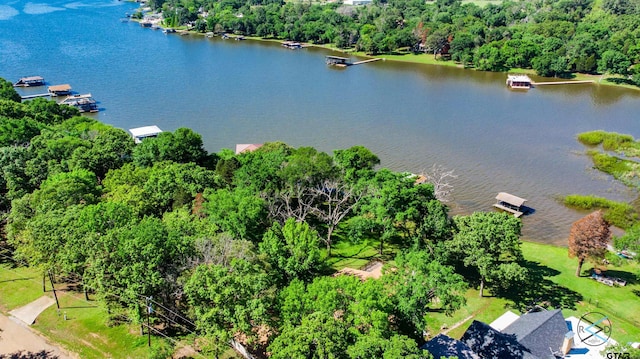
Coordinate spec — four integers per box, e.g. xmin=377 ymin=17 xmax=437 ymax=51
xmin=342 ymin=0 xmax=372 ymax=5
xmin=235 ymin=143 xmax=263 ymax=154
xmin=424 ymin=309 xmax=578 ymax=359
xmin=129 ymin=125 xmax=163 ymax=144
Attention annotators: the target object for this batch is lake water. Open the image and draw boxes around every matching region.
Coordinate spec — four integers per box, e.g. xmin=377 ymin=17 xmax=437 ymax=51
xmin=2 ymin=0 xmax=640 ymax=245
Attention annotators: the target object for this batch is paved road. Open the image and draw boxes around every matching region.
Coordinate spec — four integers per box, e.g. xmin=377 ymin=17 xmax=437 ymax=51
xmin=0 ymin=313 xmax=74 ymax=358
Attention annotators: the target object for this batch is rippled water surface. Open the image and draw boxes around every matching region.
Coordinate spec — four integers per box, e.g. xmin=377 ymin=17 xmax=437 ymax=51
xmin=2 ymin=0 xmax=640 ymax=244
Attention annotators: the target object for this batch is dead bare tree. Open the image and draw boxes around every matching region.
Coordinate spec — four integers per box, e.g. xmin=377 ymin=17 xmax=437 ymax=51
xmin=310 ymin=179 xmax=366 ymax=255
xmin=266 ymin=182 xmax=318 ymax=225
xmin=189 ymin=233 xmax=254 ymax=268
xmin=420 ymin=164 xmax=457 ymax=203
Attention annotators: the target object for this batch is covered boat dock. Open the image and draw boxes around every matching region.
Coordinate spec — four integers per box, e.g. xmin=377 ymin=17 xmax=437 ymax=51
xmin=60 ymin=94 xmax=98 ymax=113
xmin=493 ymin=192 xmax=527 ymax=218
xmin=129 ymin=125 xmax=163 ymax=144
xmin=14 ymin=76 xmax=45 ymax=87
xmin=326 ymin=55 xmax=350 ymax=67
xmin=48 ymin=84 xmax=72 ymax=96
xmin=506 ymin=75 xmax=531 ymax=89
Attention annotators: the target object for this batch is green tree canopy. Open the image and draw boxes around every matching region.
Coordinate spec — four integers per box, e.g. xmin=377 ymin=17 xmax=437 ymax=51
xmin=259 ymin=218 xmax=322 ymax=284
xmin=448 ymin=211 xmax=527 ymax=297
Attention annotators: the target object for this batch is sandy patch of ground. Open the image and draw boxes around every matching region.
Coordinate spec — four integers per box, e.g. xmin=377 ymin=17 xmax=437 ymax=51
xmin=0 ymin=313 xmax=75 ymax=358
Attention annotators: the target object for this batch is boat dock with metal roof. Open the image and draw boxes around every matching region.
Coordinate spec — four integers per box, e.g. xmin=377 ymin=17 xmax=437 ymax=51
xmin=493 ymin=192 xmax=527 ymax=218
xmin=14 ymin=76 xmax=45 ymax=87
xmin=129 ymin=125 xmax=163 ymax=143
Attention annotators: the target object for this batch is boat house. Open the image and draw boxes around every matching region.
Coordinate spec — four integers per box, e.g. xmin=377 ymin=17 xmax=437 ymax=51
xmin=60 ymin=94 xmax=98 ymax=113
xmin=129 ymin=125 xmax=163 ymax=144
xmin=493 ymin=192 xmax=527 ymax=218
xmin=282 ymin=41 xmax=303 ymax=49
xmin=326 ymin=56 xmax=349 ymax=67
xmin=48 ymin=84 xmax=72 ymax=97
xmin=14 ymin=76 xmax=45 ymax=87
xmin=506 ymin=75 xmax=532 ymax=89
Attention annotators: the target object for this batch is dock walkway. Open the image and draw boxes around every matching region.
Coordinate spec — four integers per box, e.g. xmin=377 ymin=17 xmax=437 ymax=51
xmin=532 ymin=80 xmax=594 ymax=86
xmin=21 ymin=93 xmax=51 ymax=100
xmin=351 ymin=58 xmax=382 ymax=65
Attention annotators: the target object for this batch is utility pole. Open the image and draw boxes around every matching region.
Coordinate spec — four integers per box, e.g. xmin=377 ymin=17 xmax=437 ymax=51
xmin=48 ymin=270 xmax=60 ymax=309
xmin=146 ymin=296 xmax=152 ymax=347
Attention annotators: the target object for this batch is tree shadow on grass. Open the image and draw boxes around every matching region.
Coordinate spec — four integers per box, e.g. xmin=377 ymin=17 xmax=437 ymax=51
xmin=0 ymin=350 xmax=59 ymax=359
xmin=494 ymin=260 xmax=583 ymax=312
xmin=599 ymin=269 xmax=639 ymax=285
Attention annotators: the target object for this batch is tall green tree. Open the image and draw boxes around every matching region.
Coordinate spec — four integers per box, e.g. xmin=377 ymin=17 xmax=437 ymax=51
xmin=384 ymin=250 xmax=466 ymax=335
xmin=259 ymin=218 xmax=322 ymax=283
xmin=448 ymin=211 xmax=527 ymax=297
xmin=203 ymin=187 xmax=267 ymax=241
xmin=132 ymin=128 xmax=210 ymax=167
xmin=185 ymin=259 xmax=275 ymax=344
xmin=0 ymin=78 xmax=21 ymax=102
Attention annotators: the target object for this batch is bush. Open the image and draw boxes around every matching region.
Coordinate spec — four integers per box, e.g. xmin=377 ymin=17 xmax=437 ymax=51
xmin=563 ymin=194 xmax=637 ymax=229
xmin=577 ymin=131 xmax=608 ymax=146
xmin=577 ymin=131 xmax=634 ymax=149
xmin=590 ymin=151 xmax=628 ymax=174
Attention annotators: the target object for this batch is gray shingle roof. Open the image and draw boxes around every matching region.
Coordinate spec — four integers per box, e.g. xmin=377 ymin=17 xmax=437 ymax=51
xmin=502 ymin=309 xmax=569 ymax=359
xmin=461 ymin=320 xmax=537 ymax=359
xmin=421 ymin=334 xmax=481 ymax=359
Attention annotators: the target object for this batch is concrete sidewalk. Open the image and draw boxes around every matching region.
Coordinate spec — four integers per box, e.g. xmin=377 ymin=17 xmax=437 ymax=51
xmin=9 ymin=295 xmax=56 ymax=325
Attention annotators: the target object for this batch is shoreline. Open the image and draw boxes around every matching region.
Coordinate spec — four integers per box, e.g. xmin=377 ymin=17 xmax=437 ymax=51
xmin=129 ymin=5 xmax=638 ymax=92
xmin=171 ymin=27 xmax=639 ymax=91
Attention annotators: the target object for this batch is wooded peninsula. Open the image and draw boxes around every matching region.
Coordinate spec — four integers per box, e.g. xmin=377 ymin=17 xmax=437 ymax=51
xmin=144 ymin=0 xmax=640 ymax=85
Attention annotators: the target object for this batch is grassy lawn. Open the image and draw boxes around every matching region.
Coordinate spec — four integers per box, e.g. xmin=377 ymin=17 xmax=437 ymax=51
xmin=424 ymin=288 xmax=512 ymax=339
xmin=0 ymin=262 xmax=150 ymax=358
xmin=324 ymin=239 xmax=381 ymax=270
xmin=0 ymin=262 xmax=242 ymax=358
xmin=323 ymin=239 xmax=640 ymax=344
xmin=522 ymin=241 xmax=640 ymax=344
xmin=0 ymin=263 xmax=44 ymax=311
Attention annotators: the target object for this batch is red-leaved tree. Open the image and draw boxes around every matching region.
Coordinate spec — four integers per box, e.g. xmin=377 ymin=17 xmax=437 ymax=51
xmin=568 ymin=211 xmax=611 ymax=277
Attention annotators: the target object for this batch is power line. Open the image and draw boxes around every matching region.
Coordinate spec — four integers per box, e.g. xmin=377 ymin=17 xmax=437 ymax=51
xmin=0 ymin=253 xmax=213 ymax=359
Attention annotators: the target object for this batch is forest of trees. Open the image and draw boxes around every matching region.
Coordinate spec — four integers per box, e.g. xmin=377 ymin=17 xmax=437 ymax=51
xmin=0 ymin=77 xmax=533 ymax=357
xmin=146 ymin=0 xmax=640 ymax=82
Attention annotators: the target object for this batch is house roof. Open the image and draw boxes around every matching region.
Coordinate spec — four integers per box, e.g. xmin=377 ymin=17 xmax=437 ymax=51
xmin=421 ymin=334 xmax=481 ymax=359
xmin=461 ymin=320 xmax=536 ymax=359
xmin=502 ymin=309 xmax=569 ymax=359
xmin=490 ymin=310 xmax=521 ymax=331
xmin=496 ymin=192 xmax=527 ymax=207
xmin=235 ymin=143 xmax=263 ymax=154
